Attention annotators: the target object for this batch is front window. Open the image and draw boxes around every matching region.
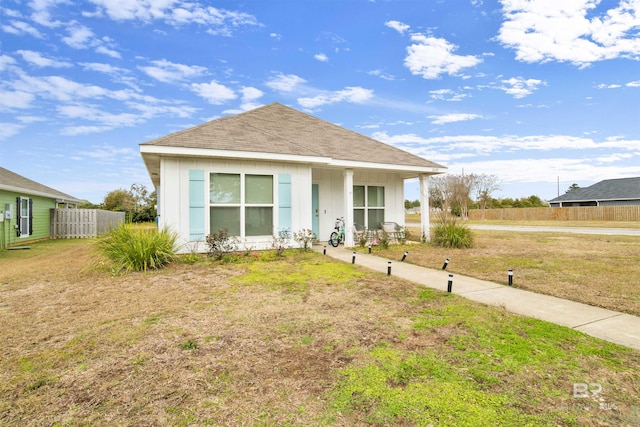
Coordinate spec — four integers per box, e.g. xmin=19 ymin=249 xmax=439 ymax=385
xmin=209 ymin=173 xmax=273 ymax=236
xmin=353 ymin=185 xmax=385 ymax=229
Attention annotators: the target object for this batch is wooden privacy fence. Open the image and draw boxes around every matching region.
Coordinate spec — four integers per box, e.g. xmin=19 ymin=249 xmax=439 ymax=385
xmin=468 ymin=206 xmax=640 ymax=222
xmin=51 ymin=209 xmax=125 ymax=239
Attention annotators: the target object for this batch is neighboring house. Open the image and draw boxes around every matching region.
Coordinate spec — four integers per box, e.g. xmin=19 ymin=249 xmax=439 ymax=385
xmin=140 ymin=103 xmax=446 ymax=252
xmin=549 ymin=177 xmax=640 ymax=207
xmin=0 ymin=167 xmax=80 ymax=247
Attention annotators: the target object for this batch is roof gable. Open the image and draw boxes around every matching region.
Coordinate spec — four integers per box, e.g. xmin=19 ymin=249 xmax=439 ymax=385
xmin=0 ymin=167 xmax=80 ymax=202
xmin=141 ymin=102 xmax=445 ymax=169
xmin=550 ymin=177 xmax=640 ymax=202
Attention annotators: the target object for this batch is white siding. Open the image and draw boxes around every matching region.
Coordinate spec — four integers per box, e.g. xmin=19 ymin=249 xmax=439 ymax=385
xmin=160 ymin=157 xmax=314 ymax=253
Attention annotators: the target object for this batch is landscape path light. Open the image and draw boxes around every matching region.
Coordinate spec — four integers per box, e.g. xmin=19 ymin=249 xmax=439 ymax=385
xmin=442 ymin=258 xmax=450 ymax=270
xmin=447 ymin=274 xmax=453 ymax=293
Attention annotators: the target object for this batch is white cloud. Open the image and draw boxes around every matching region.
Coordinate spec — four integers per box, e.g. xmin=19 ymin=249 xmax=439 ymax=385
xmin=95 ymin=45 xmax=121 ymax=58
xmin=139 ymin=59 xmax=207 ymax=83
xmin=428 ymin=113 xmax=482 ymax=125
xmin=0 ymin=122 xmax=25 ymax=140
xmin=16 ymin=50 xmax=73 ymax=68
xmin=429 ymin=88 xmax=469 ymax=101
xmin=372 ymin=132 xmax=640 ymax=156
xmin=297 ymin=86 xmax=374 ymax=109
xmin=314 ymin=53 xmax=329 ymax=62
xmin=62 ymin=23 xmax=94 ymax=49
xmin=241 ymin=86 xmax=264 ymax=100
xmin=191 ymin=80 xmax=237 ymax=104
xmin=498 ymin=77 xmax=545 ymax=98
xmin=61 ymin=125 xmax=112 ymax=136
xmin=13 ymin=75 xmax=108 ymax=102
xmin=0 ymin=55 xmax=18 ymax=71
xmin=87 ymin=0 xmax=259 ymax=35
xmin=0 ymin=90 xmax=34 ymax=109
xmin=2 ymin=20 xmax=44 ymax=38
xmin=29 ymin=0 xmax=68 ymax=28
xmin=368 ymin=69 xmax=395 ymax=81
xmin=404 ymin=34 xmax=482 ymax=79
xmin=385 ymin=20 xmax=410 ymax=34
xmin=498 ymin=0 xmax=640 ymax=66
xmin=265 ymin=73 xmax=306 ymax=92
xmin=626 ymin=80 xmax=640 ymax=87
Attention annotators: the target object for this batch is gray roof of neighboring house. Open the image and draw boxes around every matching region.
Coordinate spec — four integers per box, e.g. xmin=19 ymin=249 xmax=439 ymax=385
xmin=549 ymin=177 xmax=640 ymax=203
xmin=141 ymin=102 xmax=445 ymax=170
xmin=0 ymin=167 xmax=80 ymax=202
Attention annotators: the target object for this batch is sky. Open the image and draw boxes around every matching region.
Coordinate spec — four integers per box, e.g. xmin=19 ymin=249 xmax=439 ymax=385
xmin=1 ymin=0 xmax=639 ymax=204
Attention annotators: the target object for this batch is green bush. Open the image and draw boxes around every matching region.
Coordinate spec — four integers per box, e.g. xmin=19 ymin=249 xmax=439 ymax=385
xmin=99 ymin=224 xmax=178 ymax=273
xmin=432 ymin=220 xmax=474 ymax=248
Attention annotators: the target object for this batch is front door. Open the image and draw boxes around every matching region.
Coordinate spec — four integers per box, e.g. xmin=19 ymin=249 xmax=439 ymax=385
xmin=312 ymin=184 xmax=319 ymax=239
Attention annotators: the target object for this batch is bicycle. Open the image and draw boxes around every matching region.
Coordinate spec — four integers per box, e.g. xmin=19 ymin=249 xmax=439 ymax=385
xmin=328 ymin=217 xmax=345 ymax=247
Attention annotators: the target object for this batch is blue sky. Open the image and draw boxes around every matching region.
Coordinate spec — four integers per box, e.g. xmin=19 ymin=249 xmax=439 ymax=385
xmin=1 ymin=0 xmax=639 ymax=204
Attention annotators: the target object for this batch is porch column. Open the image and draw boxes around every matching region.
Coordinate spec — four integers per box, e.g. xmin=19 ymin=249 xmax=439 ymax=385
xmin=419 ymin=174 xmax=430 ymax=242
xmin=343 ymin=169 xmax=355 ymax=247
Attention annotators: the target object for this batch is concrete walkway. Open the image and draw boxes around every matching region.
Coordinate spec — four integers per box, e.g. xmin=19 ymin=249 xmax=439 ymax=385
xmin=314 ymin=245 xmax=640 ymax=352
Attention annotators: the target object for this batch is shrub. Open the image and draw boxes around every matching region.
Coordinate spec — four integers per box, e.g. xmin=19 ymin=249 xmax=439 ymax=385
xmin=396 ymin=226 xmax=408 ymax=245
xmin=206 ymin=228 xmax=238 ymax=260
xmin=293 ymin=229 xmax=316 ymax=251
xmin=377 ymin=229 xmax=391 ymax=249
xmin=432 ymin=219 xmax=474 ymax=248
xmin=272 ymin=229 xmax=291 ymax=256
xmin=99 ymin=224 xmax=178 ymax=273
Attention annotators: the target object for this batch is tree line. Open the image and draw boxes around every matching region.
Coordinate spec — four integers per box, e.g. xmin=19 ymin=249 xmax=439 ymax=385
xmin=405 ymin=173 xmax=548 ymax=217
xmin=78 ymin=184 xmax=157 ymax=223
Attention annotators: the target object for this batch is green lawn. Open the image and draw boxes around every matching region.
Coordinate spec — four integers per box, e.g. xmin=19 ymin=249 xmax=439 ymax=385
xmin=1 ymin=240 xmax=639 ymax=426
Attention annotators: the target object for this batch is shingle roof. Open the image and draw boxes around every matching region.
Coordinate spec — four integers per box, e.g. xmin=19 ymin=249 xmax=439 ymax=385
xmin=141 ymin=102 xmax=445 ymax=169
xmin=549 ymin=177 xmax=640 ymax=202
xmin=0 ymin=167 xmax=80 ymax=202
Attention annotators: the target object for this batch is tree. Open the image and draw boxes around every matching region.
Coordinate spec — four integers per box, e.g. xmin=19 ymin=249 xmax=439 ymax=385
xmin=103 ymin=189 xmax=136 ymax=212
xmin=474 ymin=174 xmax=501 ymax=219
xmin=566 ymin=183 xmax=580 ymax=193
xmin=102 ymin=184 xmax=157 ymax=223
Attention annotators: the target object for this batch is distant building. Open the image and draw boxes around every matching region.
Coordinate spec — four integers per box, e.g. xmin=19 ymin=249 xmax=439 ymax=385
xmin=0 ymin=167 xmax=80 ymax=246
xmin=548 ymin=177 xmax=640 ymax=207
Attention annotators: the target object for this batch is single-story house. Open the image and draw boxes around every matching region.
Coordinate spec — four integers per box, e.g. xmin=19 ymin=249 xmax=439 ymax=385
xmin=140 ymin=103 xmax=446 ymax=252
xmin=0 ymin=167 xmax=80 ymax=247
xmin=549 ymin=177 xmax=640 ymax=207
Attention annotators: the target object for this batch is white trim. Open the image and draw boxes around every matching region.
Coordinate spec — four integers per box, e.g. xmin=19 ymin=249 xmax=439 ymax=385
xmin=141 ymin=145 xmax=331 ymax=165
xmin=140 ymin=145 xmax=447 ymax=175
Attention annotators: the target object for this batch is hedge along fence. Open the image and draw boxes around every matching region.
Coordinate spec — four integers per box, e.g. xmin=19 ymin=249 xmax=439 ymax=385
xmin=468 ymin=206 xmax=640 ymax=222
xmin=51 ymin=209 xmax=125 ymax=239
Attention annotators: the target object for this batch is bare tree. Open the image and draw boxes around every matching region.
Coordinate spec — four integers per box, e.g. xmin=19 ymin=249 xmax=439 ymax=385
xmin=474 ymin=174 xmax=501 ymax=219
xmin=429 ymin=173 xmax=476 ymax=220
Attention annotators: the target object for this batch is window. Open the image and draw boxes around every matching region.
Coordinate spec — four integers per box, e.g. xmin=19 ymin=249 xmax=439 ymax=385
xmin=209 ymin=173 xmax=273 ymax=237
xmin=353 ymin=185 xmax=385 ymax=229
xmin=17 ymin=197 xmax=32 ymax=237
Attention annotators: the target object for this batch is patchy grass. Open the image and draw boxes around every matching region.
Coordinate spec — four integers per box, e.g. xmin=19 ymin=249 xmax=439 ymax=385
xmin=383 ymin=229 xmax=640 ymax=317
xmin=1 ymin=239 xmax=639 ymax=426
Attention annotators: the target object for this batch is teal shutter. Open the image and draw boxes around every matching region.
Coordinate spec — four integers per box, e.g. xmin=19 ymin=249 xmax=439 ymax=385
xmin=189 ymin=170 xmax=205 ymax=241
xmin=278 ymin=173 xmax=291 ymax=233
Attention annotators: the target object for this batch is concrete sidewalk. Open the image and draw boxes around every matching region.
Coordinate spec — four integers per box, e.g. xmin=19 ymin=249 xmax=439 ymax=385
xmin=314 ymin=245 xmax=640 ymax=352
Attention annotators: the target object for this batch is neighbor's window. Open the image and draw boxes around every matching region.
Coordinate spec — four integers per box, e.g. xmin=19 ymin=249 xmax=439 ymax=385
xmin=209 ymin=173 xmax=273 ymax=237
xmin=353 ymin=185 xmax=385 ymax=229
